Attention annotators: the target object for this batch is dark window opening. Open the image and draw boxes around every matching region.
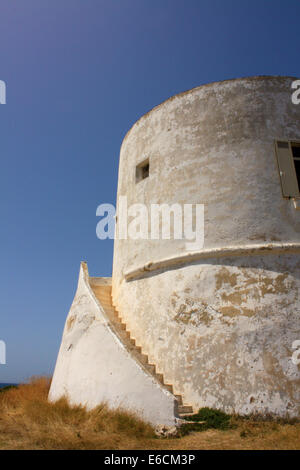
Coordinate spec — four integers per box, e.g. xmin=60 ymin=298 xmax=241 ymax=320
xmin=292 ymin=144 xmax=300 ymax=159
xmin=292 ymin=143 xmax=300 ymax=191
xmin=136 ymin=158 xmax=150 ymax=183
xmin=142 ymin=163 xmax=149 ymax=179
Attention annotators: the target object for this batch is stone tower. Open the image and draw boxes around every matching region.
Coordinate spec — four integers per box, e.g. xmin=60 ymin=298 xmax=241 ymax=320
xmin=50 ymin=76 xmax=300 ymax=423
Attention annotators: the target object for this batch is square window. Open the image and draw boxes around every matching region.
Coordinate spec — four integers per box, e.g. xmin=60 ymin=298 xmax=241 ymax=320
xmin=136 ymin=158 xmax=150 ymax=183
xmin=275 ymin=140 xmax=300 ymax=198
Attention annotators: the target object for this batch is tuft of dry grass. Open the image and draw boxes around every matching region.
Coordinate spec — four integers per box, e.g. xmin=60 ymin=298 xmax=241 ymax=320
xmin=0 ymin=377 xmax=154 ymax=450
xmin=0 ymin=377 xmax=299 ymax=450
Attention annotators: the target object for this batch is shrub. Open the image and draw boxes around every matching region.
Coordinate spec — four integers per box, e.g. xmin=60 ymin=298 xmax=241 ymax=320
xmin=180 ymin=407 xmax=233 ymax=435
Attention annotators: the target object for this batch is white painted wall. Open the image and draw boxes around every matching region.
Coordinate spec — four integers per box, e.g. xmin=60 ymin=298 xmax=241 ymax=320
xmin=49 ymin=263 xmax=178 ymax=427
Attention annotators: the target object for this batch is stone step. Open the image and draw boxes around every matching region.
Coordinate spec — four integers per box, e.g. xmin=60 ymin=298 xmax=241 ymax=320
xmin=91 ymin=284 xmax=194 ymax=418
xmin=97 ymin=305 xmax=114 ymax=313
xmin=102 ymin=307 xmax=116 ymax=315
xmin=97 ymin=298 xmax=113 ymax=305
xmin=164 ymin=383 xmax=173 ymax=394
xmin=140 ymin=353 xmax=148 ymax=364
xmin=97 ymin=300 xmax=113 ymax=308
xmin=155 ymin=373 xmax=164 ymax=384
xmin=95 ymin=289 xmax=112 ymax=295
xmin=178 ymin=405 xmax=193 ymax=414
xmin=114 ymin=328 xmax=130 ymax=340
xmin=146 ymin=363 xmax=156 ymax=374
xmin=91 ymin=290 xmax=111 ymax=298
xmin=174 ymin=395 xmax=183 ymax=405
xmin=120 ymin=330 xmax=130 ymax=339
xmin=97 ymin=296 xmax=113 ymax=302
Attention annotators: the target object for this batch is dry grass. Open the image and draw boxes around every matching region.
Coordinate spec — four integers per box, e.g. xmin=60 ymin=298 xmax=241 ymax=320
xmin=0 ymin=378 xmax=299 ymax=450
xmin=0 ymin=378 xmax=154 ymax=450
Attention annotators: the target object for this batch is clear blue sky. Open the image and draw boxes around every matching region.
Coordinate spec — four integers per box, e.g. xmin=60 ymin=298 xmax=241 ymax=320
xmin=0 ymin=0 xmax=299 ymax=383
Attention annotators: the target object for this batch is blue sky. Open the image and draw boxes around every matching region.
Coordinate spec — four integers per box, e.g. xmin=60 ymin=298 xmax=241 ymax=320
xmin=0 ymin=0 xmax=299 ymax=382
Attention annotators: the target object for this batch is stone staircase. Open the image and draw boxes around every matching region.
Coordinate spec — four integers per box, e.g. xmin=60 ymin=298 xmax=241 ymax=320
xmin=90 ymin=281 xmax=194 ymax=419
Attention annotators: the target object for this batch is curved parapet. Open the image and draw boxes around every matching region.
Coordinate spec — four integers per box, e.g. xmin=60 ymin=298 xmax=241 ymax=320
xmin=124 ymin=242 xmax=300 ymax=281
xmin=49 ymin=262 xmax=179 ymax=427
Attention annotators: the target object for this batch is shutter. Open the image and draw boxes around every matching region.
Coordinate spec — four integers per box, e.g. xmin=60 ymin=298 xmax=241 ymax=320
xmin=275 ymin=141 xmax=300 ymax=198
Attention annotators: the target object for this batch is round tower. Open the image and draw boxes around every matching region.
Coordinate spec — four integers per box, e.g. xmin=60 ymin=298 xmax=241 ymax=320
xmin=112 ymin=76 xmax=300 ymax=417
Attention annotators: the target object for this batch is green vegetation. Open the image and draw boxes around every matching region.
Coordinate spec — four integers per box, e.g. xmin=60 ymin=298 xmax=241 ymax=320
xmin=180 ymin=407 xmax=233 ymax=435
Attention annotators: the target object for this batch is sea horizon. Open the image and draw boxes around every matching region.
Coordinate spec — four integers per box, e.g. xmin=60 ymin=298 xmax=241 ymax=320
xmin=0 ymin=383 xmax=18 ymax=389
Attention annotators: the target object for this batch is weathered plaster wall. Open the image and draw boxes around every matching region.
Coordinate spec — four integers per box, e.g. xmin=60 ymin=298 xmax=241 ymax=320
xmin=113 ymin=254 xmax=300 ymax=416
xmin=112 ymin=76 xmax=300 ymax=416
xmin=49 ymin=263 xmax=178 ymax=426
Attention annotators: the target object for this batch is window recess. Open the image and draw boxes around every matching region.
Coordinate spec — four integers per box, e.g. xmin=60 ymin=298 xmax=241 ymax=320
xmin=136 ymin=158 xmax=150 ymax=183
xmin=275 ymin=141 xmax=300 ymax=198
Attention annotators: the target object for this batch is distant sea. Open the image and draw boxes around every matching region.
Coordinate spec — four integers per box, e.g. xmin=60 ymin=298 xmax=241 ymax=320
xmin=0 ymin=383 xmax=18 ymax=389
